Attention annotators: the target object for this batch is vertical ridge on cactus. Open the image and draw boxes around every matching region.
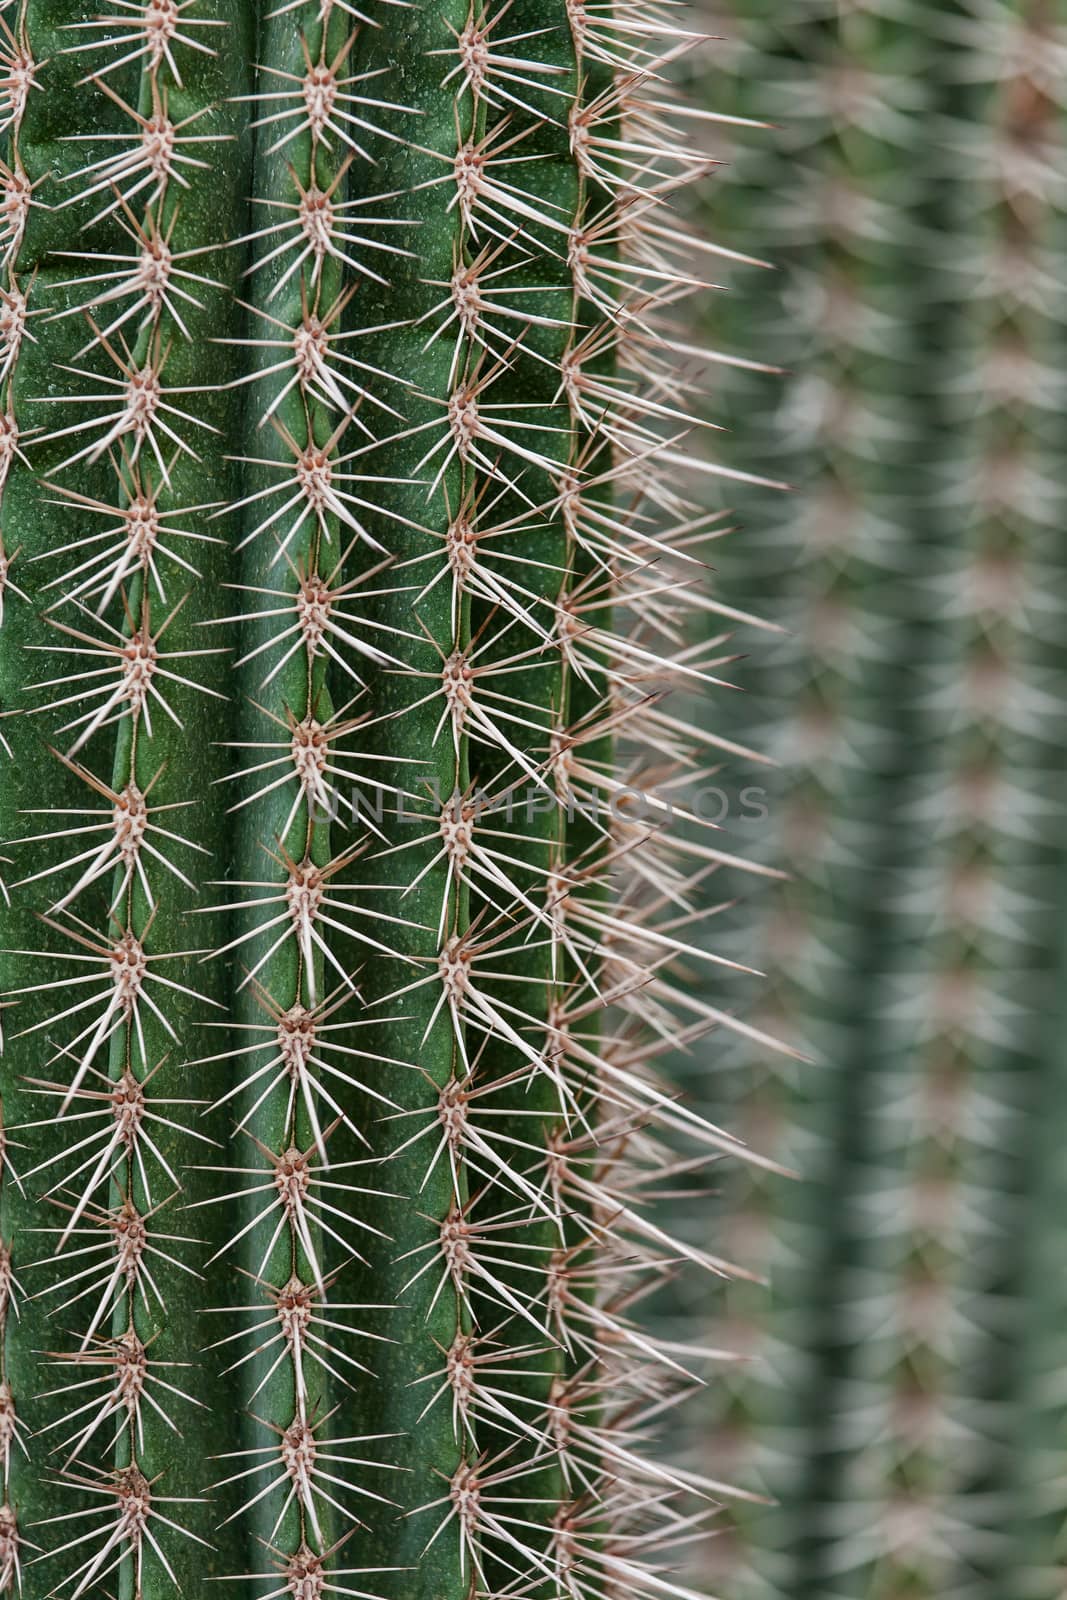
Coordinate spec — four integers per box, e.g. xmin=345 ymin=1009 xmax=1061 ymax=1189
xmin=855 ymin=6 xmax=1067 ymax=1595
xmin=0 ymin=0 xmax=258 ymax=1592
xmin=799 ymin=5 xmax=1067 ymax=1595
xmin=0 ymin=0 xmax=766 ymax=1597
xmin=672 ymin=6 xmax=946 ymax=1591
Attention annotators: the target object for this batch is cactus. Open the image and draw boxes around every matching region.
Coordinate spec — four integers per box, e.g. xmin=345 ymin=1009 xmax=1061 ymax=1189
xmin=853 ymin=7 xmax=1067 ymax=1596
xmin=1013 ymin=829 xmax=1067 ymax=1600
xmin=784 ymin=6 xmax=1067 ymax=1595
xmin=666 ymin=4 xmax=944 ymax=1593
xmin=1006 ymin=30 xmax=1067 ymax=1595
xmin=680 ymin=2 xmax=1067 ymax=1598
xmin=0 ymin=1 xmax=766 ymax=1597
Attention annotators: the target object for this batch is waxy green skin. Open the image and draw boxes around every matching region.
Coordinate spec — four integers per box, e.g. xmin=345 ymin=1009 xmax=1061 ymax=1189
xmin=222 ymin=2 xmax=348 ymax=1572
xmin=316 ymin=6 xmax=477 ymax=1592
xmin=0 ymin=0 xmax=729 ymax=1595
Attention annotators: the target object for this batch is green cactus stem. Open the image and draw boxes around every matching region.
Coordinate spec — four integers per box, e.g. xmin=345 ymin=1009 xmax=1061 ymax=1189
xmin=0 ymin=1 xmax=763 ymax=1598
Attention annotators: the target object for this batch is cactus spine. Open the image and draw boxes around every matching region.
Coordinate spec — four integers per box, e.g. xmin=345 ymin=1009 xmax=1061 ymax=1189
xmin=0 ymin=1 xmax=759 ymax=1597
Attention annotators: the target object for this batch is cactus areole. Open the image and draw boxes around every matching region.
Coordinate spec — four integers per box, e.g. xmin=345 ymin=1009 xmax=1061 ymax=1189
xmin=0 ymin=0 xmax=772 ymax=1596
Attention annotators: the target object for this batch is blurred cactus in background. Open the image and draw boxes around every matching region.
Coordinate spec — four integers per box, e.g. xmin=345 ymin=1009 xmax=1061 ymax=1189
xmin=830 ymin=9 xmax=1066 ymax=1596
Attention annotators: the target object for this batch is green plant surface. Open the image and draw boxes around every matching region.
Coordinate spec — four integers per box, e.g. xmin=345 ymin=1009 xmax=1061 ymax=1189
xmin=0 ymin=1 xmax=759 ymax=1597
xmin=0 ymin=1 xmax=256 ymax=1590
xmin=1001 ymin=23 xmax=1067 ymax=1594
